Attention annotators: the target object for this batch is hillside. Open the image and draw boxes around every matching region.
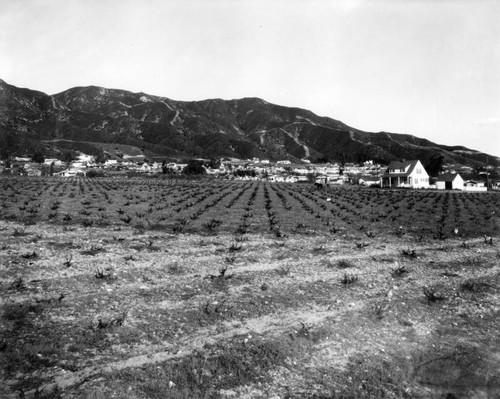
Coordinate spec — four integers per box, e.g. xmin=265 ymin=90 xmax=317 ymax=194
xmin=0 ymin=79 xmax=498 ymax=167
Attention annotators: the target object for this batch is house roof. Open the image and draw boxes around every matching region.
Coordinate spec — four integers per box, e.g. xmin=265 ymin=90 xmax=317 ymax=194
xmin=387 ymin=160 xmax=413 ymax=169
xmin=359 ymin=175 xmax=380 ymax=181
xmin=383 ymin=160 xmax=420 ymax=177
xmin=436 ymin=173 xmax=461 ymax=182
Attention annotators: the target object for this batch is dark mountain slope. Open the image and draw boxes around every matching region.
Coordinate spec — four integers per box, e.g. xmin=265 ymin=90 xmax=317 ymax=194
xmin=0 ymin=79 xmax=497 ymax=167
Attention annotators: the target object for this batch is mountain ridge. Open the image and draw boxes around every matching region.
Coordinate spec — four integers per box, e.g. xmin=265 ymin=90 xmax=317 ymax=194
xmin=0 ymin=79 xmax=498 ymax=168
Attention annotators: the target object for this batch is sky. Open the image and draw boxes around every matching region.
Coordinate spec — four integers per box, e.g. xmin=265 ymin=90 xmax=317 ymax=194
xmin=1 ymin=0 xmax=499 ymax=157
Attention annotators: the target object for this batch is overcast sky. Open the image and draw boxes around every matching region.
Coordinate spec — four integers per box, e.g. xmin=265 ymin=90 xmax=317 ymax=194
xmin=1 ymin=0 xmax=499 ymax=157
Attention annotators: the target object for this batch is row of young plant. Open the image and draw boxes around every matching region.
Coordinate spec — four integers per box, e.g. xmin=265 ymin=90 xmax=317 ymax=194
xmin=1 ymin=176 xmax=500 ymax=237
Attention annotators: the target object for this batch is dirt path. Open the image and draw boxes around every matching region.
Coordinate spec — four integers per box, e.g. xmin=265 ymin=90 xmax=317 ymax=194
xmin=280 ymin=128 xmax=310 ymax=158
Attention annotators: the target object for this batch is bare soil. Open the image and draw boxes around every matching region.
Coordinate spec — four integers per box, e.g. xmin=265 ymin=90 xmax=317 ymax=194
xmin=1 ymin=216 xmax=499 ymax=398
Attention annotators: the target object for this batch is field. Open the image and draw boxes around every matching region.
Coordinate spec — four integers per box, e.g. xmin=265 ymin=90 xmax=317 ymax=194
xmin=1 ymin=176 xmax=499 ymax=398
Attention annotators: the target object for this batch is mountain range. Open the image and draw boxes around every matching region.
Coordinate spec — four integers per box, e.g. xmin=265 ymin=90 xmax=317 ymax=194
xmin=0 ymin=79 xmax=497 ymax=168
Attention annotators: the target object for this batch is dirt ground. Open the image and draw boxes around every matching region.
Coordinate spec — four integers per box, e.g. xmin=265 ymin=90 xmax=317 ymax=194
xmin=1 ymin=218 xmax=499 ymax=398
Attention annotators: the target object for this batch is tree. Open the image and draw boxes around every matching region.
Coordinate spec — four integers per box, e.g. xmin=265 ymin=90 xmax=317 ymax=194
xmin=206 ymin=158 xmax=221 ymax=169
xmin=182 ymin=160 xmax=206 ymax=175
xmin=425 ymin=155 xmax=444 ymax=177
xmin=31 ymin=152 xmax=45 ymax=164
xmin=61 ymin=150 xmax=77 ymax=166
xmin=0 ymin=130 xmax=20 ymax=160
xmin=94 ymin=152 xmax=106 ymax=164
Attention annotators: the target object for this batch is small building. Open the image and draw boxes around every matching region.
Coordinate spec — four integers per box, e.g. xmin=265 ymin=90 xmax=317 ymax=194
xmin=104 ymin=160 xmax=118 ymax=167
xmin=54 ymin=168 xmax=87 ymax=177
xmin=269 ymin=175 xmax=285 ymax=182
xmin=315 ymin=175 xmax=328 ymax=188
xmin=463 ymin=180 xmax=487 ymax=192
xmin=71 ymin=161 xmax=87 ymax=168
xmin=44 ymin=158 xmax=63 ymax=166
xmin=24 ymin=164 xmax=42 ymax=176
xmin=436 ymin=173 xmax=464 ymax=190
xmin=381 ymin=160 xmax=429 ymax=189
xmin=358 ymin=175 xmax=380 ymax=187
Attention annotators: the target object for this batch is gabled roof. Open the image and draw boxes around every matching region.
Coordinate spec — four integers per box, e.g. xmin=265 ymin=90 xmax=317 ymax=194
xmin=436 ymin=173 xmax=461 ymax=182
xmin=383 ymin=160 xmax=420 ymax=177
xmin=387 ymin=160 xmax=414 ymax=169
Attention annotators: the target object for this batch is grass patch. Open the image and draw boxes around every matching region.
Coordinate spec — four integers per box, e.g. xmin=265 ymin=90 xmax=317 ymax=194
xmin=304 ymin=353 xmax=418 ymax=399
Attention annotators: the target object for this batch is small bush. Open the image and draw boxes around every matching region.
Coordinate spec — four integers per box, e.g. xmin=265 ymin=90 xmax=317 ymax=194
xmin=8 ymin=277 xmax=26 ymax=291
xmin=21 ymin=251 xmax=38 ymax=260
xmin=423 ymin=286 xmax=446 ymax=302
xmin=95 ymin=267 xmax=114 ymax=280
xmin=337 ymin=259 xmax=354 ymax=269
xmin=401 ymin=248 xmax=417 ymax=258
xmin=340 ymin=273 xmax=359 ymax=285
xmin=275 ymin=265 xmax=291 ymax=277
xmin=12 ymin=227 xmax=28 ymax=237
xmin=391 ymin=264 xmax=410 ymax=278
xmin=228 ymin=242 xmax=242 ymax=252
xmin=203 ymin=218 xmax=222 ymax=232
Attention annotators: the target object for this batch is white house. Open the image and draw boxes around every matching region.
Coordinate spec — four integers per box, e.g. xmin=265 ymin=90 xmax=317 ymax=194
xmin=381 ymin=160 xmax=429 ymax=189
xmin=436 ymin=173 xmax=464 ymax=190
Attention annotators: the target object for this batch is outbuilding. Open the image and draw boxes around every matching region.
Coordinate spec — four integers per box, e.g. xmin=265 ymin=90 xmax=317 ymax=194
xmin=436 ymin=173 xmax=464 ymax=190
xmin=358 ymin=175 xmax=381 ymax=187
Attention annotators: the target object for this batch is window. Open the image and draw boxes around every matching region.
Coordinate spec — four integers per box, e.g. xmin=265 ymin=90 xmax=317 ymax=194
xmin=417 ymin=168 xmax=422 ymax=174
xmin=415 ymin=178 xmax=419 ymax=184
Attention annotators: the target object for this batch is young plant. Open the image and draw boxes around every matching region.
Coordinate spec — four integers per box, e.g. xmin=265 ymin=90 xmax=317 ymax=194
xmin=401 ymin=248 xmax=417 ymax=258
xmin=391 ymin=264 xmax=410 ymax=278
xmin=275 ymin=265 xmax=291 ymax=277
xmin=9 ymin=277 xmax=26 ymax=291
xmin=95 ymin=267 xmax=114 ymax=280
xmin=21 ymin=251 xmax=38 ymax=260
xmin=422 ymin=286 xmax=446 ymax=302
xmin=63 ymin=254 xmax=73 ymax=268
xmin=228 ymin=242 xmax=242 ymax=252
xmin=340 ymin=273 xmax=359 ymax=285
xmin=337 ymin=259 xmax=354 ymax=269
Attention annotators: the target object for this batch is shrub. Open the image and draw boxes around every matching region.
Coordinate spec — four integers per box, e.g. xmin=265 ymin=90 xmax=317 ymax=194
xmin=275 ymin=265 xmax=291 ymax=277
xmin=391 ymin=264 xmax=410 ymax=278
xmin=86 ymin=169 xmax=106 ymax=178
xmin=423 ymin=286 xmax=446 ymax=302
xmin=337 ymin=259 xmax=354 ymax=269
xmin=340 ymin=273 xmax=359 ymax=285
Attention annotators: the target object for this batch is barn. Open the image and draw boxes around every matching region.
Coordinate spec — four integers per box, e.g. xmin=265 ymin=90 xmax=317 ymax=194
xmin=436 ymin=173 xmax=464 ymax=190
